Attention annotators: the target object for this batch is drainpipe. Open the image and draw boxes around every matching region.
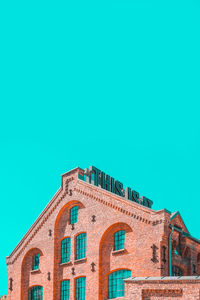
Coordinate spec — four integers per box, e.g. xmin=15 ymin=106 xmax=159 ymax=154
xmin=169 ymin=226 xmax=175 ymax=276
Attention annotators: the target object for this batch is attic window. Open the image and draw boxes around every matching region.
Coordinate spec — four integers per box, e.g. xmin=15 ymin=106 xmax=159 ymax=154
xmin=70 ymin=206 xmax=79 ymax=224
xmin=32 ymin=253 xmax=40 ymax=270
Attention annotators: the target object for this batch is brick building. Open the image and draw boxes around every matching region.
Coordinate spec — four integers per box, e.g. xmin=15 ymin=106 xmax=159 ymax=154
xmin=6 ymin=166 xmax=200 ymax=300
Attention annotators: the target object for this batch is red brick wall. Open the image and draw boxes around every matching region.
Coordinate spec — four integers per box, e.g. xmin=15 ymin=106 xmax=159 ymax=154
xmin=123 ymin=278 xmax=200 ymax=300
xmin=6 ymin=168 xmax=200 ymax=300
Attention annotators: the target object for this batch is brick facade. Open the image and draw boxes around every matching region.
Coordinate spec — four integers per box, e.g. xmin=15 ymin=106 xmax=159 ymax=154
xmin=123 ymin=277 xmax=200 ymax=300
xmin=6 ymin=167 xmax=200 ymax=300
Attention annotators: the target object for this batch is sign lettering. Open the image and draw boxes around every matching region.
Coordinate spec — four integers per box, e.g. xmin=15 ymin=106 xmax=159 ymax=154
xmin=78 ymin=166 xmax=153 ymax=208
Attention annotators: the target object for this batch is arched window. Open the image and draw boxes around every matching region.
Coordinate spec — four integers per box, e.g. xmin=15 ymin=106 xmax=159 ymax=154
xmin=70 ymin=206 xmax=79 ymax=224
xmin=172 ymin=265 xmax=183 ymax=276
xmin=28 ymin=286 xmax=43 ymax=300
xmin=197 ymin=253 xmax=200 ymax=263
xmin=108 ymin=269 xmax=131 ymax=298
xmin=76 ymin=233 xmax=87 ymax=260
xmin=114 ymin=230 xmax=125 ymax=250
xmin=32 ymin=253 xmax=40 ymax=270
xmin=61 ymin=280 xmax=70 ymax=300
xmin=61 ymin=238 xmax=71 ymax=263
xmin=76 ymin=277 xmax=86 ymax=300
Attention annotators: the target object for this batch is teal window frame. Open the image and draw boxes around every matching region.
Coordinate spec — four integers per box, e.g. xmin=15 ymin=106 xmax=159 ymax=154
xmin=70 ymin=206 xmax=79 ymax=224
xmin=32 ymin=253 xmax=40 ymax=270
xmin=114 ymin=230 xmax=125 ymax=251
xmin=108 ymin=269 xmax=131 ymax=299
xmin=61 ymin=280 xmax=70 ymax=300
xmin=76 ymin=233 xmax=87 ymax=260
xmin=28 ymin=286 xmax=43 ymax=300
xmin=61 ymin=238 xmax=71 ymax=263
xmin=76 ymin=277 xmax=86 ymax=300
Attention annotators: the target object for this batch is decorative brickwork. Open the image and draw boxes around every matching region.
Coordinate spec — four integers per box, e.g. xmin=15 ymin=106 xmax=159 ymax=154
xmin=124 ymin=277 xmax=200 ymax=300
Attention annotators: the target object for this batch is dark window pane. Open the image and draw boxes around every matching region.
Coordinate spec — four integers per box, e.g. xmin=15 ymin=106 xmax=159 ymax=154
xmin=172 ymin=265 xmax=183 ymax=276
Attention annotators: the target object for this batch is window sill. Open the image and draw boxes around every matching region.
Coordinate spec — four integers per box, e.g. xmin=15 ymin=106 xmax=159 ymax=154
xmin=60 ymin=261 xmax=72 ymax=266
xmin=31 ymin=269 xmax=40 ymax=274
xmin=74 ymin=258 xmax=87 ymax=264
xmin=112 ymin=249 xmax=125 ymax=255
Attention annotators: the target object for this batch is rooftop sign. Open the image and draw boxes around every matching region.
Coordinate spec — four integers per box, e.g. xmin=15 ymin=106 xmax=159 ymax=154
xmin=78 ymin=166 xmax=153 ymax=208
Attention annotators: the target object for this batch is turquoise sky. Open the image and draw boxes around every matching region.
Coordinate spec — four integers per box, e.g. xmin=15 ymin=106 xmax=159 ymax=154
xmin=0 ymin=0 xmax=200 ymax=295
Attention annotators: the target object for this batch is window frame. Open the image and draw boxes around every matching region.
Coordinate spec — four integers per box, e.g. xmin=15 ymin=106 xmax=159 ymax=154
xmin=60 ymin=280 xmax=70 ymax=300
xmin=76 ymin=233 xmax=87 ymax=260
xmin=75 ymin=276 xmax=86 ymax=300
xmin=172 ymin=265 xmax=183 ymax=276
xmin=61 ymin=237 xmax=71 ymax=263
xmin=70 ymin=205 xmax=79 ymax=224
xmin=28 ymin=286 xmax=43 ymax=300
xmin=114 ymin=230 xmax=125 ymax=251
xmin=108 ymin=269 xmax=131 ymax=299
xmin=32 ymin=253 xmax=40 ymax=270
